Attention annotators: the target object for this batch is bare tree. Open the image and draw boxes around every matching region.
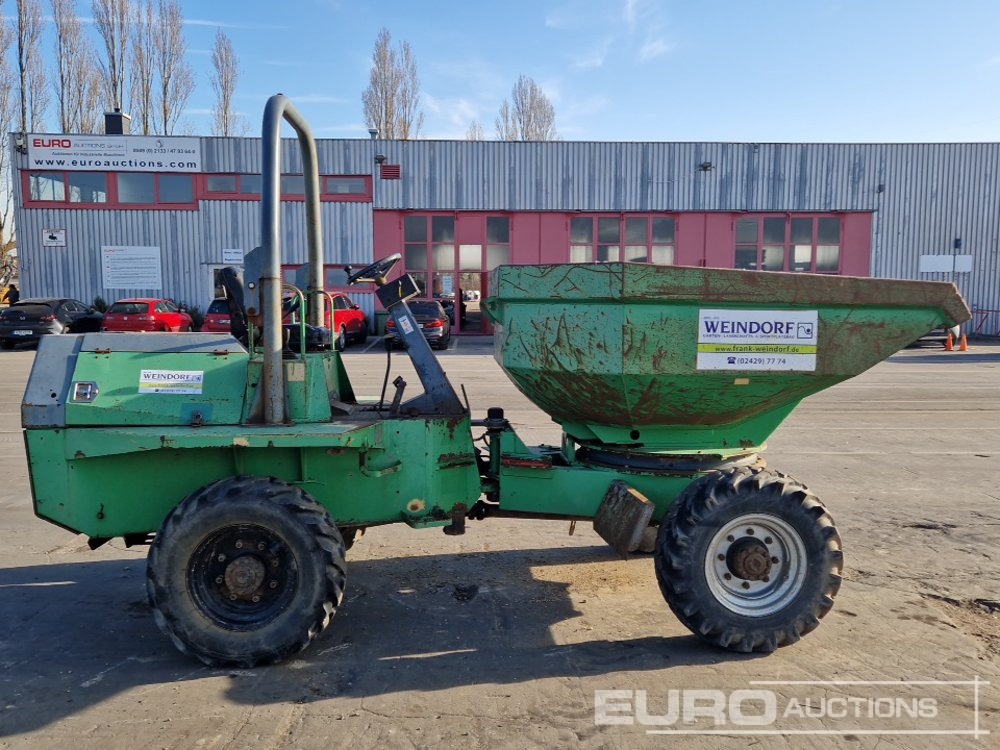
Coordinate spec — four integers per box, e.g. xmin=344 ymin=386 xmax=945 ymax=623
xmin=210 ymin=29 xmax=246 ymax=136
xmin=154 ymin=0 xmax=194 ymax=134
xmin=78 ymin=64 xmax=105 ymax=133
xmin=129 ymin=0 xmax=156 ymax=134
xmin=0 ymin=21 xmax=18 ymax=280
xmin=52 ymin=0 xmax=102 ymax=132
xmin=92 ymin=0 xmax=131 ymax=114
xmin=465 ymin=120 xmax=484 ymax=141
xmin=15 ymin=0 xmax=48 ymax=132
xmin=361 ymin=28 xmax=424 ymax=139
xmin=495 ymin=75 xmax=557 ymax=141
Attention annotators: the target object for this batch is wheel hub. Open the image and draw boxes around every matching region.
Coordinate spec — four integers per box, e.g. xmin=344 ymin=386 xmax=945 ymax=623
xmin=727 ymin=538 xmax=772 ymax=581
xmin=706 ymin=514 xmax=807 ymax=616
xmin=224 ymin=555 xmax=266 ymax=598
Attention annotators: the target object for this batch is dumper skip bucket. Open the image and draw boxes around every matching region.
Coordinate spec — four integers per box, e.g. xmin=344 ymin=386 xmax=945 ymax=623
xmin=483 ymin=263 xmax=970 ymax=455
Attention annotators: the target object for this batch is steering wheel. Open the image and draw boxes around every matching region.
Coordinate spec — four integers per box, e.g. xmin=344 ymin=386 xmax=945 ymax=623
xmin=347 ymin=253 xmax=402 ymax=285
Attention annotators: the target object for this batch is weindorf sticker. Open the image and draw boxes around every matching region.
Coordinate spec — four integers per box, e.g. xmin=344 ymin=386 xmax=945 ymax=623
xmin=139 ymin=369 xmax=204 ymax=394
xmin=698 ymin=309 xmax=818 ymax=371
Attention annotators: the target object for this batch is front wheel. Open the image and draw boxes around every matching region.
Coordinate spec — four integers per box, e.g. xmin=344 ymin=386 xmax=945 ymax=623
xmin=147 ymin=476 xmax=347 ymax=667
xmin=655 ymin=467 xmax=842 ymax=653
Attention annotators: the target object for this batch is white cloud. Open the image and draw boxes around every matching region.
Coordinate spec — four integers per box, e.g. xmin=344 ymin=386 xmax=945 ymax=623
xmin=639 ymin=37 xmax=674 ymax=61
xmin=183 ymin=18 xmax=290 ymax=30
xmin=571 ymin=37 xmax=613 ymax=70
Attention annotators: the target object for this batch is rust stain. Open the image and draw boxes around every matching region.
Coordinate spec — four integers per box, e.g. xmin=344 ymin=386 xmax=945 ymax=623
xmin=437 ymin=452 xmax=476 ymax=469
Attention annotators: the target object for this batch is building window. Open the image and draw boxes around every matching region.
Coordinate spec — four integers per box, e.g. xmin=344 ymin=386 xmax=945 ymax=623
xmin=735 ymin=216 xmax=841 ymax=273
xmin=570 ymin=214 xmax=675 ymax=264
xmin=202 ymin=173 xmax=372 ymax=202
xmin=117 ymin=173 xmax=194 ymax=205
xmin=486 ymin=216 xmax=510 ymax=269
xmin=68 ymin=173 xmax=108 ymax=203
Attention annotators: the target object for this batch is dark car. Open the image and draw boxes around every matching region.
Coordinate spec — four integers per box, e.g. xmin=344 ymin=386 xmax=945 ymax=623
xmin=385 ymin=299 xmax=451 ymax=350
xmin=0 ymin=297 xmax=104 ymax=349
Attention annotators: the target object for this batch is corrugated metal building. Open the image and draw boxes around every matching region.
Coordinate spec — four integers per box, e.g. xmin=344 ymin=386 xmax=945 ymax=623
xmin=12 ymin=134 xmax=1000 ymax=336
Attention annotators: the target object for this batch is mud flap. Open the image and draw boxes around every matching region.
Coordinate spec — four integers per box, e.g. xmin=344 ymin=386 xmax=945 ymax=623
xmin=593 ymin=481 xmax=655 ymax=555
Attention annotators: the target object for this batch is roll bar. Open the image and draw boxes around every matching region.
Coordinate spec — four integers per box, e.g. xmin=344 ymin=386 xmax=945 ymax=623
xmin=260 ymin=94 xmax=323 ymax=424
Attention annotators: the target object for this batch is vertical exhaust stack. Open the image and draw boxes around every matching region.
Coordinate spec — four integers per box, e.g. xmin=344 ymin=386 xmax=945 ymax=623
xmin=259 ymin=95 xmax=325 ymax=424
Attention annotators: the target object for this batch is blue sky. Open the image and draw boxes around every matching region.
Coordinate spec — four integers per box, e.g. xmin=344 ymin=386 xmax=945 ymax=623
xmin=43 ymin=0 xmax=1000 ymax=141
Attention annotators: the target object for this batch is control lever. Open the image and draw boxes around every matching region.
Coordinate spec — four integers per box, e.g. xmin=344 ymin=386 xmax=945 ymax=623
xmin=389 ymin=376 xmax=406 ymax=415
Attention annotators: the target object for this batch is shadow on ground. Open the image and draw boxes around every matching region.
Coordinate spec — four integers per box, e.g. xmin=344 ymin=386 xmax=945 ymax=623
xmin=0 ymin=545 xmax=757 ymax=736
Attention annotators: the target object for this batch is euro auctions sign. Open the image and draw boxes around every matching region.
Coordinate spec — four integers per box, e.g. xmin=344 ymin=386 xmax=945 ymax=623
xmin=27 ymin=134 xmax=202 ymax=172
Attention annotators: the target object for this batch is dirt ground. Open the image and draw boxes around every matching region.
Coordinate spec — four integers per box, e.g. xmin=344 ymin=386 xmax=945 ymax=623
xmin=0 ymin=338 xmax=996 ymax=749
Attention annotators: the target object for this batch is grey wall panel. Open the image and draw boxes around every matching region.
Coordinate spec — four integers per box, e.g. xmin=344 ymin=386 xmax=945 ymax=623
xmin=17 ymin=200 xmax=375 ymax=321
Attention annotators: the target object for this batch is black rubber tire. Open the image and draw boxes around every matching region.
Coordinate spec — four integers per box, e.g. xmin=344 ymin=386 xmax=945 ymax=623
xmin=353 ymin=325 xmax=368 ymax=345
xmin=334 ymin=326 xmax=346 ymax=351
xmin=146 ymin=476 xmax=347 ymax=667
xmin=655 ymin=466 xmax=842 ymax=653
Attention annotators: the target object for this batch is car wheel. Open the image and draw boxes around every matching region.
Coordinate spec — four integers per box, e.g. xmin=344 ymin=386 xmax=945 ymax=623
xmin=354 ymin=325 xmax=368 ymax=345
xmin=334 ymin=326 xmax=346 ymax=352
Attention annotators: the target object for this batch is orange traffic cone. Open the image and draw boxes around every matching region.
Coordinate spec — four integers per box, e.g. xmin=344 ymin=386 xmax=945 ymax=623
xmin=959 ymin=334 xmax=968 ymax=351
xmin=945 ymin=333 xmax=953 ymax=351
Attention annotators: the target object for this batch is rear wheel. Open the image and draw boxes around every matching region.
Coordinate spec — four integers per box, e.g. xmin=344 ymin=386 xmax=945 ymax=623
xmin=147 ymin=476 xmax=347 ymax=667
xmin=334 ymin=326 xmax=346 ymax=351
xmin=655 ymin=467 xmax=842 ymax=653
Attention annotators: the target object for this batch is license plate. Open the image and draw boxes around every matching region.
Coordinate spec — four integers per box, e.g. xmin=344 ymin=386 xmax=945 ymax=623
xmin=13 ymin=329 xmax=31 ymax=336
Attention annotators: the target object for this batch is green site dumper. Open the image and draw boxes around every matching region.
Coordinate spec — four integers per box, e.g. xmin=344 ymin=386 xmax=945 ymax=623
xmin=20 ymin=96 xmax=971 ymax=666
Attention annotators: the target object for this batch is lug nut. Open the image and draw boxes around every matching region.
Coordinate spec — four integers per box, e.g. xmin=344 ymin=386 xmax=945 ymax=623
xmin=771 ymin=556 xmax=779 ymax=564
xmin=726 ymin=535 xmax=735 ymax=542
xmin=762 ymin=576 xmax=770 ymax=582
xmin=215 ymin=576 xmax=223 ymax=584
xmin=269 ymin=581 xmax=277 ymax=589
xmin=271 ymin=559 xmax=279 ymax=568
xmin=217 ymin=554 xmax=226 ymax=562
xmin=229 ymin=594 xmax=237 ymax=601
xmin=741 ymin=581 xmax=750 ymax=589
xmin=252 ymin=595 xmax=261 ymax=603
xmin=717 ymin=554 xmax=725 ymax=561
xmin=746 ymin=528 xmax=754 ymax=536
xmin=723 ymin=573 xmax=732 ymax=580
xmin=257 ymin=542 xmax=265 ymax=551
xmin=235 ymin=540 xmax=243 ymax=549
xmin=764 ymin=536 xmax=773 ymax=544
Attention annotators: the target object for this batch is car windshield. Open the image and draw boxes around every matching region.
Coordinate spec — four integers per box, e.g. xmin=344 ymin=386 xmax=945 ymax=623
xmin=207 ymin=299 xmax=229 ymax=314
xmin=409 ymin=302 xmax=442 ymax=316
xmin=108 ymin=302 xmax=148 ymax=314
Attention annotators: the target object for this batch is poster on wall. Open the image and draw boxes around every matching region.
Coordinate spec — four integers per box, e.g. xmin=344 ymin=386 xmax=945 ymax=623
xmin=27 ymin=134 xmax=201 ymax=173
xmin=101 ymin=246 xmax=162 ymax=289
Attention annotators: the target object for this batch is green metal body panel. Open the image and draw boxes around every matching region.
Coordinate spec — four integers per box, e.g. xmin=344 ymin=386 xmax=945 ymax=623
xmin=27 ymin=414 xmax=481 ymax=538
xmin=66 ymin=349 xmax=249 ymax=426
xmin=484 ymin=263 xmax=971 ymax=452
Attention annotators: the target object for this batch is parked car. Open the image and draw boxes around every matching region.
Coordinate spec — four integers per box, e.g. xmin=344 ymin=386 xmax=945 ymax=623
xmin=284 ymin=291 xmax=368 ymax=351
xmin=201 ymin=298 xmax=233 ymax=333
xmin=0 ymin=297 xmax=103 ymax=349
xmin=385 ymin=299 xmax=452 ymax=350
xmin=102 ymin=298 xmax=193 ymax=333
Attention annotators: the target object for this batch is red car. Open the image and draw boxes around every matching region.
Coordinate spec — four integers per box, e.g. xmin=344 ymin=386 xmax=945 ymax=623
xmin=201 ymin=298 xmax=232 ymax=333
xmin=284 ymin=292 xmax=368 ymax=350
xmin=102 ymin=298 xmax=193 ymax=332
